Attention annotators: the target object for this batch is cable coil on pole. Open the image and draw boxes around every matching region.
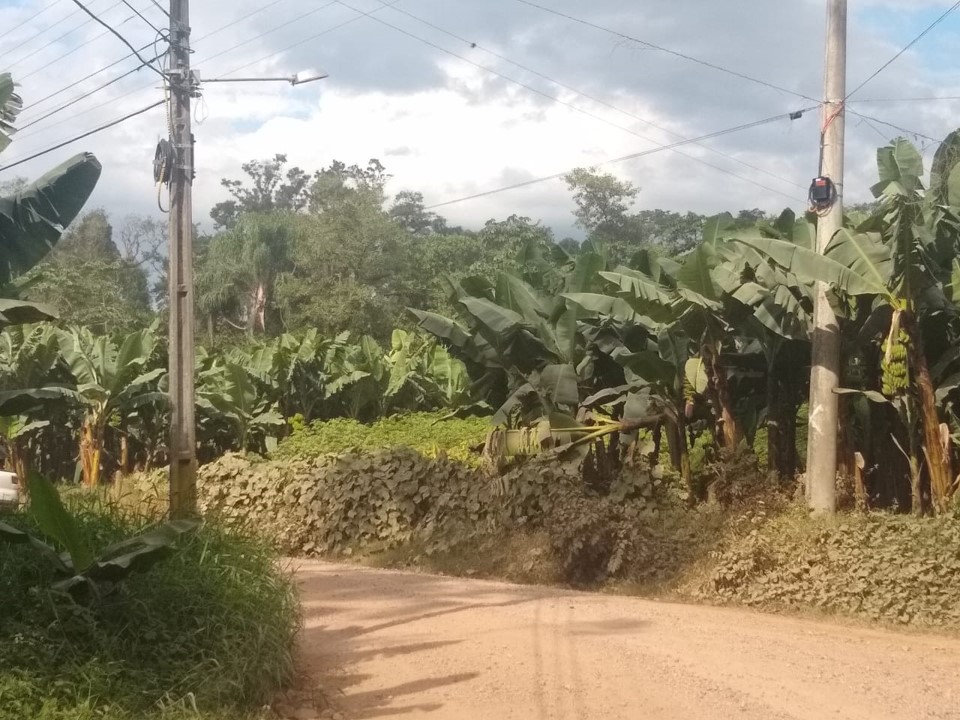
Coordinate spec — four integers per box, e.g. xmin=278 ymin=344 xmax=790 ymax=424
xmin=153 ymin=138 xmax=174 ymax=212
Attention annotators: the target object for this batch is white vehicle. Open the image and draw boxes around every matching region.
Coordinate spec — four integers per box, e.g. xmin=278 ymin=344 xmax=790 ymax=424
xmin=0 ymin=471 xmax=20 ymax=509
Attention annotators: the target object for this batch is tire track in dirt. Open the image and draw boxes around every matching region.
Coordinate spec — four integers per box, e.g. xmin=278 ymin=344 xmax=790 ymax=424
xmin=291 ymin=561 xmax=960 ymax=720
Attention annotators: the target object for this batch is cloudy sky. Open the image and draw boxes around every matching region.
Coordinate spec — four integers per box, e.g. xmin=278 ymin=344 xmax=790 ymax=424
xmin=1 ymin=0 xmax=959 ymax=238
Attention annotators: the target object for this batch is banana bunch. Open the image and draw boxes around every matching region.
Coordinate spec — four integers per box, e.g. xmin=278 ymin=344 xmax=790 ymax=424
xmin=882 ymin=329 xmax=910 ymax=397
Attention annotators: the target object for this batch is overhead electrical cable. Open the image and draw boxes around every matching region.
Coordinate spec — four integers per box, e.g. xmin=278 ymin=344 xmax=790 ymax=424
xmin=371 ymin=0 xmax=808 ymax=194
xmin=851 ymin=96 xmax=960 ymax=104
xmin=0 ymin=1 xmax=88 ymax=65
xmin=196 ymin=1 xmax=339 ymax=73
xmin=0 ymin=99 xmax=164 ymax=172
xmin=147 ymin=0 xmax=168 ymax=18
xmin=193 ymin=0 xmax=288 ymax=45
xmin=513 ymin=0 xmax=945 ymax=162
xmin=5 ymin=0 xmax=125 ymax=71
xmin=512 ymin=0 xmax=820 ymax=104
xmin=16 ymin=2 xmax=327 ymax=139
xmin=20 ymin=1 xmax=286 ymax=118
xmin=338 ymin=0 xmax=808 ymax=202
xmin=66 ymin=0 xmax=165 ymax=77
xmin=846 ymin=111 xmax=939 ymax=143
xmin=846 ymin=0 xmax=960 ymax=100
xmin=121 ymin=0 xmax=163 ymax=35
xmin=213 ymin=0 xmax=402 ymax=79
xmin=19 ymin=51 xmax=165 ymax=130
xmin=20 ymin=37 xmax=156 ymax=112
xmin=425 ymin=107 xmax=817 ymax=210
xmin=18 ymin=8 xmax=144 ymax=82
xmin=0 ymin=0 xmax=65 ymax=45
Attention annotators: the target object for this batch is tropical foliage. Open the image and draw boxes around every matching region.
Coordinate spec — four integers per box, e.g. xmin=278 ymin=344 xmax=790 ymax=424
xmin=0 ymin=72 xmax=102 ymax=329
xmin=0 ymin=321 xmax=476 ymax=484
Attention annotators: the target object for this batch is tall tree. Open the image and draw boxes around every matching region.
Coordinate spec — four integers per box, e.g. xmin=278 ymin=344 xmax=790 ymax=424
xmin=563 ymin=168 xmax=645 ymax=260
xmin=389 ymin=190 xmax=445 ymax=236
xmin=210 ymin=154 xmax=311 ymax=230
xmin=26 ymin=210 xmax=152 ymax=334
xmin=196 ymin=213 xmax=295 ymax=338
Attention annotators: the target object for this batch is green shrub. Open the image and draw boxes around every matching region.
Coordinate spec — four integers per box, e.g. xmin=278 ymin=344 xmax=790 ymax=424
xmin=274 ymin=411 xmax=490 ymax=465
xmin=0 ymin=501 xmax=299 ymax=720
xmin=700 ymin=507 xmax=960 ymax=627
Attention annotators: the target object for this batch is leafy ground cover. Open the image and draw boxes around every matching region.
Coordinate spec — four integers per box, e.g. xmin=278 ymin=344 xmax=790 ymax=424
xmin=273 ymin=412 xmax=490 ymax=465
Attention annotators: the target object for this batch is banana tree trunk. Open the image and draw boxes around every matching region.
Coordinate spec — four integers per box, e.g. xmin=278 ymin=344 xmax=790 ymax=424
xmin=766 ymin=362 xmax=781 ymax=478
xmin=902 ymin=312 xmax=953 ymax=514
xmin=119 ymin=434 xmax=130 ymax=476
xmin=703 ymin=344 xmax=742 ymax=448
xmin=666 ymin=416 xmax=693 ymax=502
xmin=778 ymin=391 xmax=799 ymax=481
xmin=837 ymin=395 xmax=856 ymax=489
xmin=9 ymin=439 xmax=28 ymax=490
xmin=80 ymin=416 xmax=103 ymax=488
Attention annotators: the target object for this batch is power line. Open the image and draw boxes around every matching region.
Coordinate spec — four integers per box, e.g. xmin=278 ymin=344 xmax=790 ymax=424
xmin=16 ymin=2 xmax=312 ymax=140
xmin=19 ymin=1 xmax=282 ymax=118
xmin=339 ymin=0 xmax=807 ymax=202
xmin=14 ymin=2 xmax=322 ymax=141
xmin=18 ymin=9 xmax=141 ymax=82
xmin=512 ymin=0 xmax=820 ymax=104
xmin=851 ymin=96 xmax=960 ymax=104
xmin=20 ymin=37 xmax=156 ymax=113
xmin=196 ymin=1 xmax=338 ymax=74
xmin=18 ymin=51 xmax=165 ymax=131
xmin=212 ymin=0 xmax=402 ymax=79
xmin=846 ymin=1 xmax=960 ymax=100
xmin=121 ymin=0 xmax=163 ymax=36
xmin=371 ymin=0 xmax=808 ymax=194
xmin=193 ymin=0 xmax=288 ymax=45
xmin=425 ymin=106 xmax=817 ymax=210
xmin=147 ymin=0 xmax=168 ymax=18
xmin=0 ymin=99 xmax=164 ymax=172
xmin=0 ymin=0 xmax=64 ymax=45
xmin=67 ymin=0 xmax=165 ymax=78
xmin=4 ymin=0 xmax=124 ymax=71
xmin=0 ymin=1 xmax=87 ymax=65
xmin=512 ymin=1 xmax=945 ymax=176
xmin=846 ymin=110 xmax=940 ymax=143
xmin=15 ymin=78 xmax=157 ymax=142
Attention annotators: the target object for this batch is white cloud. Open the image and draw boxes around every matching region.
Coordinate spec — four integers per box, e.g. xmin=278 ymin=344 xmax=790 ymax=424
xmin=2 ymin=0 xmax=960 ymax=239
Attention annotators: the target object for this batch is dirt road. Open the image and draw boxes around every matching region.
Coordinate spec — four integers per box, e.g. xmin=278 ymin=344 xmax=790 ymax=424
xmin=293 ymin=561 xmax=960 ymax=720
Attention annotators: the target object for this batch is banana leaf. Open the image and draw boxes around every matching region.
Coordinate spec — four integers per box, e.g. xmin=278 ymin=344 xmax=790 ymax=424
xmin=0 ymin=153 xmax=102 ymax=286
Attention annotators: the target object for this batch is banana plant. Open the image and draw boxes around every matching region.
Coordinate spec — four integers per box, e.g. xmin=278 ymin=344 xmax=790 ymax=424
xmin=57 ymin=324 xmax=166 ymax=487
xmin=0 ymin=73 xmax=102 ymax=326
xmin=738 ymin=134 xmax=960 ymax=513
xmin=0 ymin=324 xmax=71 ymax=483
xmin=197 ymin=360 xmax=284 ymax=454
xmin=0 ymin=473 xmax=197 ymax=603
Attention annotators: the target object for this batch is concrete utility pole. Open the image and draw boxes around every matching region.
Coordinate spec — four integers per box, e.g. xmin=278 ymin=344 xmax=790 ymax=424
xmin=806 ymin=0 xmax=847 ymax=514
xmin=167 ymin=0 xmax=197 ymax=517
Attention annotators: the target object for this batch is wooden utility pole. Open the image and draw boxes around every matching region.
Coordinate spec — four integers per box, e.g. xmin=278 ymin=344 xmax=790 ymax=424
xmin=167 ymin=0 xmax=197 ymax=517
xmin=806 ymin=0 xmax=847 ymax=514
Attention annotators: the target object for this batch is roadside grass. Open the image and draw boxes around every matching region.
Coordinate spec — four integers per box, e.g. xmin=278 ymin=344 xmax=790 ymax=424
xmin=0 ymin=496 xmax=300 ymax=720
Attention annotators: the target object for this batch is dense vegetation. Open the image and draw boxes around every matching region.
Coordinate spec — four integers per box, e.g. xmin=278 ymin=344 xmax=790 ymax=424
xmin=0 ymin=498 xmax=299 ymax=720
xmin=8 ymin=50 xmax=960 ymax=717
xmin=0 ymin=72 xmax=298 ymax=720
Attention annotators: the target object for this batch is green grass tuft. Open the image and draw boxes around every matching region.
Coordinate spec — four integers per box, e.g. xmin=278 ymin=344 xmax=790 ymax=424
xmin=0 ymin=500 xmax=300 ymax=720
